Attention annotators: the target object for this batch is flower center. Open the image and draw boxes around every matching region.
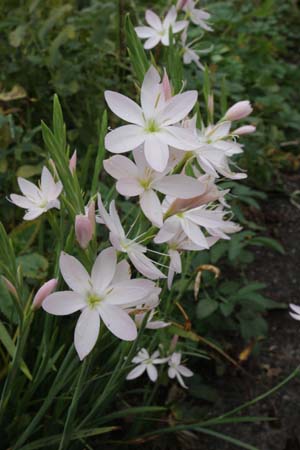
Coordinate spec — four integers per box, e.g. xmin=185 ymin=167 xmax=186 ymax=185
xmin=87 ymin=293 xmax=102 ymax=309
xmin=145 ymin=119 xmax=160 ymax=133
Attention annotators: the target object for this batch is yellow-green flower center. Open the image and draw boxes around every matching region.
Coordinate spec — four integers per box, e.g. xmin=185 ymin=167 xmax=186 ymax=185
xmin=87 ymin=293 xmax=102 ymax=309
xmin=145 ymin=119 xmax=160 ymax=133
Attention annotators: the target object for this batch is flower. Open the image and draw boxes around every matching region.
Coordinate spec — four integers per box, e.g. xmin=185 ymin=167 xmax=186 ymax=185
xmin=289 ymin=304 xmax=300 ymax=321
xmin=32 ymin=278 xmax=58 ymax=310
xmin=104 ymin=65 xmax=199 ymax=172
xmin=75 ymin=201 xmax=95 ymax=249
xmin=69 ymin=150 xmax=77 ymax=174
xmin=233 ymin=125 xmax=256 ymax=135
xmin=10 ymin=167 xmax=62 ymax=220
xmin=168 ymin=352 xmax=193 ymax=388
xmin=104 ymin=149 xmax=205 ymax=227
xmin=42 ymin=248 xmax=156 ymax=360
xmin=97 ymin=194 xmax=166 ymax=280
xmin=134 ymin=308 xmax=170 ymax=330
xmin=224 ymin=101 xmax=253 ymax=121
xmin=126 ymin=348 xmax=168 ymax=382
xmin=135 ymin=7 xmax=188 ymax=49
xmin=181 ymin=0 xmax=212 ymax=31
xmin=181 ymin=30 xmax=204 ymax=70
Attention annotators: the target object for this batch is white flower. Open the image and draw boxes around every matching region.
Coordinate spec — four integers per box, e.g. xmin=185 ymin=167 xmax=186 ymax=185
xmin=168 ymin=352 xmax=193 ymax=388
xmin=135 ymin=7 xmax=188 ymax=49
xmin=42 ymin=248 xmax=156 ymax=360
xmin=181 ymin=29 xmax=204 ymax=70
xmin=134 ymin=308 xmax=170 ymax=330
xmin=126 ymin=348 xmax=168 ymax=382
xmin=289 ymin=304 xmax=300 ymax=321
xmin=97 ymin=194 xmax=166 ymax=280
xmin=10 ymin=167 xmax=62 ymax=220
xmin=181 ymin=0 xmax=212 ymax=31
xmin=104 ymin=149 xmax=205 ymax=227
xmin=104 ymin=65 xmax=199 ymax=173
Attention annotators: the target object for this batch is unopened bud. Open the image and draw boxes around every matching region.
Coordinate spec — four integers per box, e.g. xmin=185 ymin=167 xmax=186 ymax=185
xmin=162 ymin=69 xmax=172 ymax=101
xmin=233 ymin=125 xmax=256 ymax=135
xmin=1 ymin=276 xmax=18 ymax=298
xmin=32 ymin=278 xmax=57 ymax=310
xmin=75 ymin=215 xmax=93 ymax=249
xmin=69 ymin=150 xmax=77 ymax=174
xmin=224 ymin=101 xmax=253 ymax=121
xmin=176 ymin=0 xmax=188 ymax=10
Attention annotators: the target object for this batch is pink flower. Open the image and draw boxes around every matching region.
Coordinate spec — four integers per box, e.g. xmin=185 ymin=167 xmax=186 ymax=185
xmin=32 ymin=278 xmax=58 ymax=310
xmin=104 ymin=66 xmax=199 ymax=172
xmin=43 ymin=248 xmax=156 ymax=360
xmin=135 ymin=7 xmax=188 ymax=49
xmin=69 ymin=150 xmax=77 ymax=174
xmin=233 ymin=125 xmax=256 ymax=135
xmin=224 ymin=101 xmax=253 ymax=121
xmin=75 ymin=201 xmax=95 ymax=249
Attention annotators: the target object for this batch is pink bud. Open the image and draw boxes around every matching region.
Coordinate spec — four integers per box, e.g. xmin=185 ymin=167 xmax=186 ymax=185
xmin=162 ymin=69 xmax=172 ymax=101
xmin=2 ymin=276 xmax=18 ymax=298
xmin=176 ymin=0 xmax=188 ymax=10
xmin=87 ymin=201 xmax=96 ymax=233
xmin=75 ymin=214 xmax=93 ymax=249
xmin=170 ymin=335 xmax=179 ymax=351
xmin=224 ymin=101 xmax=253 ymax=121
xmin=32 ymin=278 xmax=57 ymax=310
xmin=233 ymin=125 xmax=256 ymax=135
xmin=69 ymin=150 xmax=77 ymax=174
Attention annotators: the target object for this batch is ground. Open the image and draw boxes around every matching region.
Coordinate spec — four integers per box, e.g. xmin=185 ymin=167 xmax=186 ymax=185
xmin=197 ymin=173 xmax=300 ymax=450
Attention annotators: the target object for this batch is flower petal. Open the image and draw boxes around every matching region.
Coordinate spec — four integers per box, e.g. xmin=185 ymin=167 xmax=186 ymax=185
xmin=178 ymin=365 xmax=193 ymax=377
xmin=159 ymin=126 xmax=199 ymax=150
xmin=180 ymin=218 xmax=208 ymax=248
xmin=106 ymin=279 xmax=156 ymax=307
xmin=74 ymin=308 xmax=100 ymax=360
xmin=18 ymin=177 xmax=41 ymax=202
xmin=140 ymin=190 xmax=163 ymax=227
xmin=144 ymin=134 xmax=169 ymax=172
xmin=41 ymin=167 xmax=58 ymax=199
xmin=135 ymin=26 xmax=155 ymax=38
xmin=112 ymin=260 xmax=131 ymax=284
xmin=10 ymin=194 xmax=36 ymax=209
xmin=158 ymin=91 xmax=198 ymax=126
xmin=145 ymin=9 xmax=162 ymax=31
xmin=141 ymin=65 xmax=161 ymax=117
xmin=105 ymin=125 xmax=145 ymax=153
xmin=129 ymin=251 xmax=166 ymax=280
xmin=144 ymin=35 xmax=161 ymax=50
xmin=91 ymin=247 xmax=117 ymax=294
xmin=126 ymin=364 xmax=146 ymax=380
xmin=103 ymin=155 xmax=138 ymax=180
xmin=59 ymin=252 xmax=90 ymax=294
xmin=154 ymin=174 xmax=205 ymax=199
xmin=146 ymin=364 xmax=158 ymax=382
xmin=98 ymin=303 xmax=137 ymax=340
xmin=23 ymin=208 xmax=44 ymax=221
xmin=117 ymin=178 xmax=144 ymax=196
xmin=42 ymin=291 xmax=86 ymax=315
xmin=104 ymin=91 xmax=144 ymax=125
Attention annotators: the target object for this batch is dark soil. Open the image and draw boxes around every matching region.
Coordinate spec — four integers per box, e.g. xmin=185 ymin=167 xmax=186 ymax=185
xmin=198 ymin=174 xmax=300 ymax=450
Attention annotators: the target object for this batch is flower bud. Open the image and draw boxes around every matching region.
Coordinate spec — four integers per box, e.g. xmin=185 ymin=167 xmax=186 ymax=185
xmin=69 ymin=150 xmax=77 ymax=174
xmin=233 ymin=125 xmax=256 ymax=135
xmin=1 ymin=276 xmax=18 ymax=298
xmin=176 ymin=0 xmax=188 ymax=9
xmin=32 ymin=278 xmax=57 ymax=310
xmin=224 ymin=101 xmax=253 ymax=121
xmin=75 ymin=214 xmax=93 ymax=249
xmin=87 ymin=200 xmax=96 ymax=233
xmin=162 ymin=69 xmax=172 ymax=101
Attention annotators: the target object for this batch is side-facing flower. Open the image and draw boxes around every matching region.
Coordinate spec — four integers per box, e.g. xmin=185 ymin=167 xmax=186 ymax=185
xmin=126 ymin=348 xmax=168 ymax=382
xmin=32 ymin=278 xmax=58 ymax=310
xmin=42 ymin=248 xmax=156 ymax=360
xmin=168 ymin=352 xmax=193 ymax=388
xmin=104 ymin=150 xmax=205 ymax=227
xmin=134 ymin=308 xmax=170 ymax=330
xmin=181 ymin=30 xmax=204 ymax=70
xmin=135 ymin=7 xmax=188 ymax=49
xmin=104 ymin=65 xmax=199 ymax=172
xmin=224 ymin=101 xmax=253 ymax=121
xmin=10 ymin=167 xmax=62 ymax=220
xmin=181 ymin=0 xmax=212 ymax=31
xmin=97 ymin=194 xmax=166 ymax=280
xmin=75 ymin=201 xmax=96 ymax=249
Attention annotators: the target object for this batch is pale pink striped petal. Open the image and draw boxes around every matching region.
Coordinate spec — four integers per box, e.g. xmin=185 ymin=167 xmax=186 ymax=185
xmin=98 ymin=303 xmax=137 ymax=341
xmin=42 ymin=291 xmax=86 ymax=315
xmin=74 ymin=308 xmax=100 ymax=360
xmin=105 ymin=125 xmax=145 ymax=153
xmin=104 ymin=91 xmax=144 ymax=125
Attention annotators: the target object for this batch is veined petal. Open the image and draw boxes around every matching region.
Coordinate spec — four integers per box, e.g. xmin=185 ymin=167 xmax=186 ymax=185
xmin=144 ymin=134 xmax=169 ymax=172
xmin=126 ymin=364 xmax=146 ymax=380
xmin=180 ymin=218 xmax=209 ymax=248
xmin=105 ymin=125 xmax=145 ymax=153
xmin=140 ymin=190 xmax=163 ymax=227
xmin=98 ymin=303 xmax=137 ymax=341
xmin=42 ymin=291 xmax=86 ymax=315
xmin=172 ymin=20 xmax=188 ymax=33
xmin=103 ymin=155 xmax=138 ymax=180
xmin=159 ymin=126 xmax=200 ymax=150
xmin=91 ymin=247 xmax=117 ymax=294
xmin=144 ymin=35 xmax=161 ymax=50
xmin=41 ymin=167 xmax=58 ymax=199
xmin=109 ymin=201 xmax=126 ymax=238
xmin=129 ymin=251 xmax=166 ymax=280
xmin=208 ymin=121 xmax=231 ymax=140
xmin=145 ymin=9 xmax=162 ymax=31
xmin=10 ymin=194 xmax=36 ymax=209
xmin=135 ymin=26 xmax=155 ymax=38
xmin=18 ymin=177 xmax=41 ymax=202
xmin=154 ymin=216 xmax=181 ymax=244
xmin=104 ymin=91 xmax=144 ymax=125
xmin=59 ymin=252 xmax=90 ymax=294
xmin=112 ymin=260 xmax=131 ymax=284
xmin=74 ymin=308 xmax=100 ymax=360
xmin=117 ymin=178 xmax=144 ymax=196
xmin=163 ymin=5 xmax=177 ymax=28
xmin=106 ymin=279 xmax=156 ymax=307
xmin=141 ymin=65 xmax=161 ymax=117
xmin=154 ymin=174 xmax=205 ymax=198
xmin=158 ymin=91 xmax=198 ymax=126
xmin=146 ymin=364 xmax=158 ymax=382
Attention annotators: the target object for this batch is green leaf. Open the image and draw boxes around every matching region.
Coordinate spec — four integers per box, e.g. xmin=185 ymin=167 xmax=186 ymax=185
xmin=16 ymin=253 xmax=48 ymax=280
xmin=250 ymin=237 xmax=285 ymax=254
xmin=197 ymin=298 xmax=219 ymax=319
xmin=91 ymin=110 xmax=107 ymax=196
xmin=125 ymin=15 xmax=149 ymax=83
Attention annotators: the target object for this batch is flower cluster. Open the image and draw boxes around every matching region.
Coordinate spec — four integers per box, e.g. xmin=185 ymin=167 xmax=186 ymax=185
xmin=135 ymin=1 xmax=213 ymax=69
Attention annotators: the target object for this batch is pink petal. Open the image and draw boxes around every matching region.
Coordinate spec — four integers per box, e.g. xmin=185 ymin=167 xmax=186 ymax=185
xmin=10 ymin=194 xmax=36 ymax=209
xmin=145 ymin=9 xmax=162 ymax=31
xmin=144 ymin=35 xmax=161 ymax=50
xmin=59 ymin=252 xmax=90 ymax=294
xmin=141 ymin=66 xmax=161 ymax=117
xmin=105 ymin=125 xmax=145 ymax=153
xmin=129 ymin=251 xmax=166 ymax=280
xmin=98 ymin=303 xmax=137 ymax=341
xmin=180 ymin=218 xmax=208 ymax=248
xmin=154 ymin=174 xmax=205 ymax=199
xmin=112 ymin=260 xmax=131 ymax=284
xmin=32 ymin=278 xmax=58 ymax=310
xmin=18 ymin=177 xmax=41 ymax=202
xmin=41 ymin=167 xmax=57 ymax=199
xmin=42 ymin=291 xmax=86 ymax=315
xmin=159 ymin=126 xmax=199 ymax=150
xmin=140 ymin=190 xmax=163 ymax=227
xmin=106 ymin=279 xmax=156 ymax=307
xmin=117 ymin=178 xmax=144 ymax=196
xmin=144 ymin=134 xmax=169 ymax=172
xmin=135 ymin=26 xmax=155 ymax=38
xmin=91 ymin=247 xmax=117 ymax=294
xmin=154 ymin=216 xmax=181 ymax=244
xmin=158 ymin=91 xmax=198 ymax=126
xmin=104 ymin=91 xmax=144 ymax=126
xmin=74 ymin=308 xmax=100 ymax=360
xmin=103 ymin=155 xmax=138 ymax=180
